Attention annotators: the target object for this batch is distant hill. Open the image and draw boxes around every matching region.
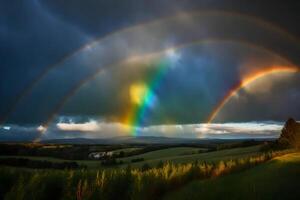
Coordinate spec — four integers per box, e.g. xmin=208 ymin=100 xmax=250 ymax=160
xmin=278 ymin=118 xmax=300 ymax=148
xmin=39 ymin=136 xmax=271 ymax=145
xmin=40 ymin=136 xmax=210 ymax=145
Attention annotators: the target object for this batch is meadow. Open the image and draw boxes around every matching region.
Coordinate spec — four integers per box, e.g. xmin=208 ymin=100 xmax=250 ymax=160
xmin=0 ymin=147 xmax=293 ymax=200
xmin=117 ymin=145 xmax=261 ymax=168
xmin=0 ymin=145 xmax=262 ymax=169
xmin=164 ymin=152 xmax=300 ymax=200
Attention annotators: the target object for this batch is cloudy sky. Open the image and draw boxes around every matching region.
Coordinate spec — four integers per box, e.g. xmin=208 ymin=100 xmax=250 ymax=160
xmin=1 ymin=0 xmax=300 ymax=141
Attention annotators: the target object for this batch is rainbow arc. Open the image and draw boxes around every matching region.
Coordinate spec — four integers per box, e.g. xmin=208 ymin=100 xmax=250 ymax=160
xmin=207 ymin=66 xmax=300 ymax=123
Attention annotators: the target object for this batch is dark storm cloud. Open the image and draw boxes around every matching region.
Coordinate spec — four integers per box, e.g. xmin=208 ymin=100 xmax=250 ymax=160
xmin=60 ymin=42 xmax=292 ymax=125
xmin=1 ymin=0 xmax=300 ymax=128
xmin=215 ymin=73 xmax=300 ymax=122
xmin=0 ymin=120 xmax=283 ymax=141
xmin=4 ymin=11 xmax=299 ymax=125
xmin=40 ymin=0 xmax=300 ymax=37
xmin=0 ymin=124 xmax=41 ymax=141
xmin=0 ymin=0 xmax=91 ymax=121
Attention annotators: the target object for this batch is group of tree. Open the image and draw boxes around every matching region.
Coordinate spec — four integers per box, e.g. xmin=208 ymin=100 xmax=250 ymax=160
xmin=262 ymin=118 xmax=300 ymax=151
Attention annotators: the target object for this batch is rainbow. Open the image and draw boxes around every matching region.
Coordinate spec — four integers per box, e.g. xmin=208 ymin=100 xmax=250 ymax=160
xmin=207 ymin=66 xmax=300 ymax=123
xmin=40 ymin=39 xmax=294 ymax=133
xmin=43 ymin=38 xmax=294 ymax=127
xmin=2 ymin=10 xmax=299 ymax=126
xmin=125 ymin=58 xmax=171 ymax=135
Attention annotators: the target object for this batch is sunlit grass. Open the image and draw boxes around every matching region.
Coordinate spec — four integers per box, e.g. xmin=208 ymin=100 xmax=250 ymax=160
xmin=164 ymin=151 xmax=300 ymax=200
xmin=118 ymin=145 xmax=262 ymax=168
xmin=0 ymin=150 xmax=292 ymax=200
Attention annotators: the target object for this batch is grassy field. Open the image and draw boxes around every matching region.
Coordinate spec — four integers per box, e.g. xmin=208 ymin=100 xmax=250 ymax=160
xmin=119 ymin=147 xmax=204 ymax=161
xmin=118 ymin=145 xmax=261 ymax=168
xmin=0 ymin=145 xmax=262 ymax=169
xmin=0 ymin=149 xmax=289 ymax=200
xmin=164 ymin=152 xmax=300 ymax=200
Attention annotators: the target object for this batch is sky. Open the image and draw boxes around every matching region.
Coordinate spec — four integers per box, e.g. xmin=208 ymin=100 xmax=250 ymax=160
xmin=0 ymin=0 xmax=300 ymax=141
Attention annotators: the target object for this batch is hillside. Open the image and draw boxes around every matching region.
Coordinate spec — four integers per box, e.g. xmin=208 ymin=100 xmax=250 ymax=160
xmin=118 ymin=145 xmax=262 ymax=168
xmin=165 ymin=152 xmax=300 ymax=200
xmin=39 ymin=136 xmax=272 ymax=145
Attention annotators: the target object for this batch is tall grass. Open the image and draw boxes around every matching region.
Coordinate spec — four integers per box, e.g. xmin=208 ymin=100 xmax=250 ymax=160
xmin=0 ymin=150 xmax=291 ymax=200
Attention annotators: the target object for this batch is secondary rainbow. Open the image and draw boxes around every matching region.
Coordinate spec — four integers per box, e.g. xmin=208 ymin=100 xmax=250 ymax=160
xmin=39 ymin=40 xmax=294 ymax=136
xmin=207 ymin=65 xmax=300 ymax=123
xmin=2 ymin=10 xmax=298 ymax=126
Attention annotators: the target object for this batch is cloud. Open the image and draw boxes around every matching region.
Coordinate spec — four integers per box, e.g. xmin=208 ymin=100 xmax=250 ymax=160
xmin=214 ymin=73 xmax=300 ymax=122
xmin=37 ymin=125 xmax=47 ymax=133
xmin=56 ymin=120 xmax=101 ymax=132
xmin=0 ymin=124 xmax=42 ymax=141
xmin=4 ymin=9 xmax=300 ymax=125
xmin=51 ymin=120 xmax=283 ymax=139
xmin=3 ymin=126 xmax=10 ymax=130
xmin=0 ymin=115 xmax=284 ymax=141
xmin=194 ymin=122 xmax=282 ymax=139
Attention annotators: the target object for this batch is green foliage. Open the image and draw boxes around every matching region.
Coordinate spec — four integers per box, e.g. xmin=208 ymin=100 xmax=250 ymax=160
xmin=260 ymin=140 xmax=292 ymax=152
xmin=165 ymin=152 xmax=300 ymax=200
xmin=0 ymin=150 xmax=291 ymax=200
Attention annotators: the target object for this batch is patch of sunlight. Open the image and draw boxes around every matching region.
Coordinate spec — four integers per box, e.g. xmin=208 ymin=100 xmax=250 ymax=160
xmin=274 ymin=152 xmax=300 ymax=162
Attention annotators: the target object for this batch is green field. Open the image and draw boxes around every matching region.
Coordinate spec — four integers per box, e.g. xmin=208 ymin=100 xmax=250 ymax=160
xmin=0 ymin=148 xmax=292 ymax=200
xmin=119 ymin=147 xmax=204 ymax=161
xmin=0 ymin=145 xmax=297 ymax=200
xmin=0 ymin=145 xmax=262 ymax=169
xmin=118 ymin=145 xmax=261 ymax=168
xmin=164 ymin=152 xmax=300 ymax=200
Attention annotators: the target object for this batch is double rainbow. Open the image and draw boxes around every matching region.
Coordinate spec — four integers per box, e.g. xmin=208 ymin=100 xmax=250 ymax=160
xmin=126 ymin=65 xmax=299 ymax=135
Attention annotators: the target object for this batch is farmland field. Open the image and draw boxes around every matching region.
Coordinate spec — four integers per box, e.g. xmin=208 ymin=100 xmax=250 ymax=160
xmin=118 ymin=145 xmax=262 ymax=168
xmin=0 ymin=145 xmax=262 ymax=169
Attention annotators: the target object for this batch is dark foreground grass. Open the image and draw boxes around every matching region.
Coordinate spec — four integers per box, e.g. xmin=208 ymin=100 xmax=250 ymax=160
xmin=164 ymin=152 xmax=300 ymax=200
xmin=0 ymin=150 xmax=291 ymax=200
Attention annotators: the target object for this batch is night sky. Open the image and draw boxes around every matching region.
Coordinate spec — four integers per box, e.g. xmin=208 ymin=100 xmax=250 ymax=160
xmin=1 ymin=0 xmax=300 ymax=141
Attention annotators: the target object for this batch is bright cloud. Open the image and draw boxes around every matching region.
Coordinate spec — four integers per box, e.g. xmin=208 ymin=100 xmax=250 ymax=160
xmin=3 ymin=126 xmax=11 ymax=130
xmin=194 ymin=122 xmax=282 ymax=138
xmin=37 ymin=125 xmax=47 ymax=133
xmin=57 ymin=120 xmax=101 ymax=132
xmin=0 ymin=118 xmax=284 ymax=141
xmin=166 ymin=48 xmax=181 ymax=64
